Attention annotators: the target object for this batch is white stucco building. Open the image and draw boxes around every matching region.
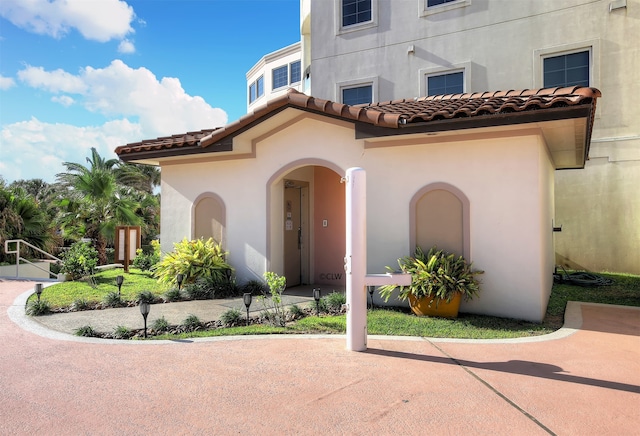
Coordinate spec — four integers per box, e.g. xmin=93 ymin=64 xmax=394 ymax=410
xmin=117 ymin=87 xmax=600 ymax=322
xmin=289 ymin=0 xmax=639 ymax=274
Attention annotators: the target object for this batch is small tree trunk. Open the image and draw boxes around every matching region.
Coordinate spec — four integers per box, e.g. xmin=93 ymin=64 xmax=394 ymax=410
xmin=95 ymin=233 xmax=107 ymax=265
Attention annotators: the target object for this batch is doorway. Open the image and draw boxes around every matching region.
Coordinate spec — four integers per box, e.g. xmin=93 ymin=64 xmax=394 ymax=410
xmin=283 ymin=180 xmax=309 ymax=286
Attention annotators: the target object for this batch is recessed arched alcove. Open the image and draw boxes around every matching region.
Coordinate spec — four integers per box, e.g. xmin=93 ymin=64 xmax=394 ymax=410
xmin=193 ymin=193 xmax=226 ymax=246
xmin=410 ymin=182 xmax=470 ymax=259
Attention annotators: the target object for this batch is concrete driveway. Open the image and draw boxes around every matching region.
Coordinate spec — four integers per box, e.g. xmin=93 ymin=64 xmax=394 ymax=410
xmin=1 ymin=279 xmax=638 ymax=435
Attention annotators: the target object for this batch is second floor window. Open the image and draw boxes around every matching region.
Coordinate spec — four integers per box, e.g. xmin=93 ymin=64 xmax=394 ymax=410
xmin=273 ymin=65 xmax=288 ymax=90
xmin=543 ymin=51 xmax=589 ymax=88
xmin=290 ymin=61 xmax=301 ymax=84
xmin=342 ymin=85 xmax=372 ymax=105
xmin=427 ymin=0 xmax=456 ymax=6
xmin=249 ymin=75 xmax=264 ymax=104
xmin=427 ymin=71 xmax=464 ymax=96
xmin=343 ymin=0 xmax=371 ymax=27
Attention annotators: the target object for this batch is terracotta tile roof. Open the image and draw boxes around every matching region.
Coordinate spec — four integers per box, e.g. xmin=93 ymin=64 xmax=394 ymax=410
xmin=115 ymin=128 xmax=218 ymax=156
xmin=366 ymin=86 xmax=600 ymax=124
xmin=115 ymin=86 xmax=600 ymax=159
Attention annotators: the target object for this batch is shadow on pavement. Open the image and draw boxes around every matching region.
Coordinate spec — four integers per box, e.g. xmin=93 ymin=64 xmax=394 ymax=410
xmin=365 ymin=348 xmax=640 ymax=395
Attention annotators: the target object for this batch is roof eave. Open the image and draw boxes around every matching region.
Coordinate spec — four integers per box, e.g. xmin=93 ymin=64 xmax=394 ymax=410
xmin=355 ymin=105 xmax=593 ymax=139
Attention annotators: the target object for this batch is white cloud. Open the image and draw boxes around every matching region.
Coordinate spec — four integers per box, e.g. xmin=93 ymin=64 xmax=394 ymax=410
xmin=0 ymin=0 xmax=135 ymax=42
xmin=0 ymin=117 xmax=143 ymax=183
xmin=51 ymin=95 xmax=74 ymax=106
xmin=118 ymin=39 xmax=135 ymax=54
xmin=18 ymin=66 xmax=88 ymax=93
xmin=0 ymin=75 xmax=16 ymax=90
xmin=18 ymin=60 xmax=228 ymax=138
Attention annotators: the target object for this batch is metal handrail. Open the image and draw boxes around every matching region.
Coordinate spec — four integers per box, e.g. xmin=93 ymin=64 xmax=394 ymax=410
xmin=3 ymin=239 xmax=62 ymax=279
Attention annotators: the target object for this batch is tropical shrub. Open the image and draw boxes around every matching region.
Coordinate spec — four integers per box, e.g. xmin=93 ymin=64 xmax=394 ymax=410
xmin=289 ymin=304 xmax=305 ymax=318
xmin=132 ymin=240 xmax=160 ymax=271
xmin=324 ymin=291 xmax=346 ymax=312
xmin=60 ymin=241 xmax=98 ymax=280
xmin=103 ymin=291 xmax=123 ymax=308
xmin=26 ymin=299 xmax=50 ymax=316
xmin=71 ymin=298 xmax=90 ymax=311
xmin=182 ymin=314 xmax=201 ymax=331
xmin=258 ymin=271 xmax=287 ymax=327
xmin=74 ymin=325 xmax=96 ymax=337
xmin=153 ymin=238 xmax=233 ymax=287
xmin=164 ymin=287 xmax=182 ymax=302
xmin=183 ymin=279 xmax=214 ymax=300
xmin=379 ymin=246 xmax=482 ymax=305
xmin=220 ymin=308 xmax=243 ymax=326
xmin=241 ymin=279 xmax=268 ymax=296
xmin=113 ymin=325 xmax=132 ymax=339
xmin=137 ymin=290 xmax=156 ymax=304
xmin=152 ymin=316 xmax=170 ymax=332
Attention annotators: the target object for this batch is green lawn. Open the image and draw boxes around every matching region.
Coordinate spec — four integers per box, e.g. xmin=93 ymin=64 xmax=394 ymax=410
xmin=36 ymin=270 xmax=639 ymax=340
xmin=34 ymin=268 xmax=169 ymax=308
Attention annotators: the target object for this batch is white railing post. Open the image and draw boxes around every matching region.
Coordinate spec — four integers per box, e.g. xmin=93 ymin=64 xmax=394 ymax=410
xmin=345 ymin=167 xmax=368 ymax=351
xmin=344 ymin=169 xmax=411 ymax=352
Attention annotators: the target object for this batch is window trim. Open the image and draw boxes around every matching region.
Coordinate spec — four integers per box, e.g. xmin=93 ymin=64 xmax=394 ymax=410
xmin=420 ymin=0 xmax=471 ymax=17
xmin=272 ymin=65 xmax=289 ymax=91
xmin=248 ymin=74 xmax=264 ymax=105
xmin=336 ymin=77 xmax=378 ymax=105
xmin=533 ymin=40 xmax=600 ymax=90
xmin=419 ymin=62 xmax=471 ymax=97
xmin=289 ymin=60 xmax=302 ymax=85
xmin=336 ymin=0 xmax=378 ymax=35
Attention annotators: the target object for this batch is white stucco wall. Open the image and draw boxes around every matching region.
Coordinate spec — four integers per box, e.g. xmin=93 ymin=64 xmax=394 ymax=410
xmin=306 ymin=0 xmax=640 ymax=273
xmin=159 ymin=113 xmax=555 ymax=321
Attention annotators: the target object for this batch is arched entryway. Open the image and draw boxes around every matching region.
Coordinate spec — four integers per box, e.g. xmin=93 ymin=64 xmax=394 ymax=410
xmin=267 ymin=160 xmax=345 ymax=289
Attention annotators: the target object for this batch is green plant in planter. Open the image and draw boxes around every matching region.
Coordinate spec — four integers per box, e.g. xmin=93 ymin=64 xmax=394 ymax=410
xmin=379 ymin=246 xmax=483 ymax=306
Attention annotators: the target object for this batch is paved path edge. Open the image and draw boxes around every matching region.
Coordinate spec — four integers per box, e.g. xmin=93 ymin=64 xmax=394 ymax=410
xmin=11 ymin=286 xmax=639 ymax=346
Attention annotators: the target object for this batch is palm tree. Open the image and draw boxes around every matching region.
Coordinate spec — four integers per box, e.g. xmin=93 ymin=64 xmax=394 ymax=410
xmin=56 ymin=148 xmax=142 ymax=264
xmin=115 ymin=163 xmax=161 ymax=194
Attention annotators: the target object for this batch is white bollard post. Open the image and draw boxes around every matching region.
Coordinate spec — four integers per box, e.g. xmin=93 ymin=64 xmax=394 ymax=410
xmin=345 ymin=167 xmax=367 ymax=351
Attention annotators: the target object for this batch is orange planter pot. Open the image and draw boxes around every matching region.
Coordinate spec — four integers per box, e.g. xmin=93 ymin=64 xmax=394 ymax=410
xmin=408 ymin=292 xmax=462 ymax=318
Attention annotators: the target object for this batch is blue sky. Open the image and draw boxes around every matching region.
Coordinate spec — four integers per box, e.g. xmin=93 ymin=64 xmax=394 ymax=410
xmin=0 ymin=0 xmax=300 ymax=183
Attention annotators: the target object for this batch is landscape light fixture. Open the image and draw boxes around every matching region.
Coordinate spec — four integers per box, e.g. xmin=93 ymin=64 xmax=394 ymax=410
xmin=176 ymin=274 xmax=184 ymax=290
xmin=243 ymin=293 xmax=252 ymax=326
xmin=116 ymin=275 xmax=124 ymax=297
xmin=139 ymin=301 xmax=151 ymax=338
xmin=368 ymin=286 xmax=375 ymax=310
xmin=313 ymin=288 xmax=321 ymax=316
xmin=35 ymin=283 xmax=43 ymax=303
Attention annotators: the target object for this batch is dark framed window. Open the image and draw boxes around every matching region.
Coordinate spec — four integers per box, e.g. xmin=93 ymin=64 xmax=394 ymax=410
xmin=272 ymin=65 xmax=288 ymax=90
xmin=342 ymin=85 xmax=372 ymax=105
xmin=249 ymin=83 xmax=257 ymax=104
xmin=543 ymin=51 xmax=589 ymax=88
xmin=427 ymin=71 xmax=463 ymax=96
xmin=290 ymin=61 xmax=301 ymax=84
xmin=249 ymin=75 xmax=264 ymax=104
xmin=256 ymin=76 xmax=264 ymax=97
xmin=343 ymin=0 xmax=371 ymax=27
xmin=427 ymin=0 xmax=456 ymax=6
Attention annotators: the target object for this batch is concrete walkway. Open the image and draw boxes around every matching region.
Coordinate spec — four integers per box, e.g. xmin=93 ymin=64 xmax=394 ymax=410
xmin=26 ymin=284 xmax=316 ymax=336
xmin=1 ymin=279 xmax=638 ymax=435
